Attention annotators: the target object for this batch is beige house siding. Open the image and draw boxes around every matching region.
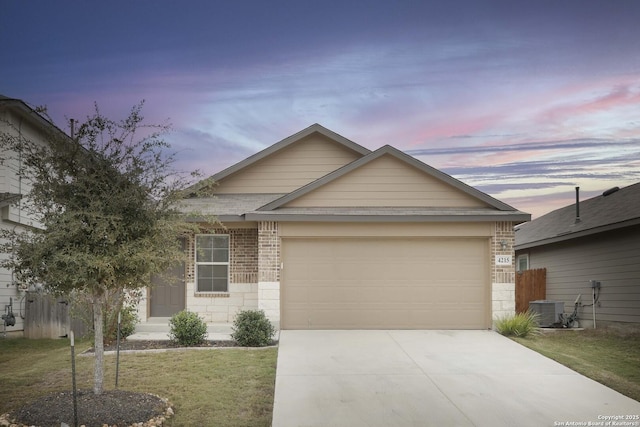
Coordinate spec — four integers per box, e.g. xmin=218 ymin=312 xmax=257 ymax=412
xmin=521 ymin=225 xmax=640 ymax=325
xmin=214 ymin=134 xmax=362 ymax=194
xmin=284 ymin=154 xmax=490 ymax=208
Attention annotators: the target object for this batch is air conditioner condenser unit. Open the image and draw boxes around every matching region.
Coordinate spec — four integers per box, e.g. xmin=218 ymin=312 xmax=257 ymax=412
xmin=528 ymin=300 xmax=565 ymax=327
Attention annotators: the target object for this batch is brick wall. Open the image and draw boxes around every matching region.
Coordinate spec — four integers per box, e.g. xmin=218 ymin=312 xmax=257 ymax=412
xmin=258 ymin=221 xmax=280 ymax=324
xmin=258 ymin=221 xmax=280 ymax=282
xmin=183 ymin=227 xmax=259 ymax=323
xmin=492 ymin=221 xmax=517 ymax=322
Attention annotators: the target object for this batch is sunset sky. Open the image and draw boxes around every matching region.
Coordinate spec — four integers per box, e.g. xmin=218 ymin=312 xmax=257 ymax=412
xmin=2 ymin=0 xmax=639 ymax=218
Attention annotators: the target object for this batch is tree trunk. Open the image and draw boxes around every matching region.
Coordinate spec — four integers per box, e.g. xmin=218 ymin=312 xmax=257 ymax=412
xmin=92 ymin=295 xmax=104 ymax=395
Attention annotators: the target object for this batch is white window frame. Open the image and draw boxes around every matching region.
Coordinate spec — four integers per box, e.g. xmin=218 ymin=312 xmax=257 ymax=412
xmin=516 ymin=254 xmax=529 ymax=272
xmin=195 ymin=234 xmax=230 ymax=293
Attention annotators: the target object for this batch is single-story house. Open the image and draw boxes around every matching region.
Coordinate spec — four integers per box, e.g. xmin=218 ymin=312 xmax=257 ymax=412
xmin=138 ymin=124 xmax=530 ymax=330
xmin=514 ymin=183 xmax=640 ymax=327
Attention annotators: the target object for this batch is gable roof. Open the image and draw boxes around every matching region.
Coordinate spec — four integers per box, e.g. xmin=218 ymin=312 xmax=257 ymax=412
xmin=515 ymin=182 xmax=640 ymax=250
xmin=210 ymin=123 xmax=371 ymax=183
xmin=258 ymin=145 xmax=518 ymax=212
xmin=0 ymin=95 xmax=66 ymax=137
xmin=182 ymin=125 xmax=530 ymax=223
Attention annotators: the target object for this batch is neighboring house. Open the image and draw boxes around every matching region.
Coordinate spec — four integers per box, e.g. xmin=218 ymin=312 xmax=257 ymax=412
xmin=138 ymin=124 xmax=530 ymax=330
xmin=514 ymin=184 xmax=640 ymax=327
xmin=0 ymin=95 xmax=57 ymax=335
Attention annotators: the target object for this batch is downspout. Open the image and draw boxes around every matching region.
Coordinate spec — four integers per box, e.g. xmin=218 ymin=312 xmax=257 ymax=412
xmin=593 ymin=287 xmax=596 ymax=329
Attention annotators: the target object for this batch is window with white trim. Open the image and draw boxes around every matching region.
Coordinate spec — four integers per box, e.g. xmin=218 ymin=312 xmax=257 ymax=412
xmin=195 ymin=234 xmax=229 ymax=292
xmin=516 ymin=254 xmax=529 ymax=272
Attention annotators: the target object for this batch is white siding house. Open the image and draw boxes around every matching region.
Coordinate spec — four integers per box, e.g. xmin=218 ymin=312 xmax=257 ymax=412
xmin=0 ymin=95 xmax=62 ymax=335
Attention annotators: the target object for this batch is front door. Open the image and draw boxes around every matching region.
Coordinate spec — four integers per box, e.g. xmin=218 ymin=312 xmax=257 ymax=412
xmin=150 ymin=260 xmax=186 ymax=317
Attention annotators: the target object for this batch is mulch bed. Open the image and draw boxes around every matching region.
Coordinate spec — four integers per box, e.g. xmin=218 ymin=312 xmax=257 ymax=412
xmin=3 ymin=389 xmax=171 ymax=427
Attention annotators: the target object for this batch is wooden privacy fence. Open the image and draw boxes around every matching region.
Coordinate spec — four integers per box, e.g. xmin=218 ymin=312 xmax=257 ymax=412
xmin=24 ymin=292 xmax=87 ymax=339
xmin=515 ymin=268 xmax=546 ymax=314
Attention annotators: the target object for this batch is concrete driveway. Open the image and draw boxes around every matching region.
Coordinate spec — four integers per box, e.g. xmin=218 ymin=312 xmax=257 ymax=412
xmin=272 ymin=330 xmax=640 ymax=427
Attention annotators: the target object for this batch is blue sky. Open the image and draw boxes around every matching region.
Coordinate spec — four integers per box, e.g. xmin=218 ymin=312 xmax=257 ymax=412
xmin=2 ymin=0 xmax=640 ymax=217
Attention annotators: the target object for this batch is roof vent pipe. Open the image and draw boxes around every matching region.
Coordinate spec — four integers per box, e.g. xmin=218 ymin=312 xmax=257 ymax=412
xmin=575 ymin=186 xmax=581 ymax=223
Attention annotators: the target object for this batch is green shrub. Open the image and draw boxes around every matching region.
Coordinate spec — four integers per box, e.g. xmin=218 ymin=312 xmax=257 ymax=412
xmin=113 ymin=304 xmax=138 ymax=340
xmin=495 ymin=311 xmax=541 ymax=338
xmin=168 ymin=310 xmax=208 ymax=346
xmin=231 ymin=310 xmax=275 ymax=347
xmin=103 ymin=297 xmax=140 ymax=343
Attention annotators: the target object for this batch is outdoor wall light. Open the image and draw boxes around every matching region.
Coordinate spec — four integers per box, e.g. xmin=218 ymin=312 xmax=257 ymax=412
xmin=500 ymin=240 xmax=508 ymax=250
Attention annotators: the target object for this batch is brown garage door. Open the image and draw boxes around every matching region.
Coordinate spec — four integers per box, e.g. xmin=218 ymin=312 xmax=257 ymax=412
xmin=281 ymin=237 xmax=489 ymax=329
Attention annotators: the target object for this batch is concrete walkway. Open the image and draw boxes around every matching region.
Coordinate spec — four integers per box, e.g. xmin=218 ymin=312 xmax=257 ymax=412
xmin=272 ymin=330 xmax=640 ymax=427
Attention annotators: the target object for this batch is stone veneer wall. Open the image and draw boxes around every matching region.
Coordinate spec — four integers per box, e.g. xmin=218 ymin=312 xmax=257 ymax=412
xmin=258 ymin=221 xmax=280 ymax=324
xmin=492 ymin=221 xmax=517 ymax=323
xmin=182 ymin=227 xmax=259 ymax=323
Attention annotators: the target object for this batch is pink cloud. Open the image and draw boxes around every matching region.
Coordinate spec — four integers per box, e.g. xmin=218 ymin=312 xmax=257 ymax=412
xmin=538 ymin=84 xmax=640 ymax=125
xmin=410 ymin=113 xmax=504 ymax=146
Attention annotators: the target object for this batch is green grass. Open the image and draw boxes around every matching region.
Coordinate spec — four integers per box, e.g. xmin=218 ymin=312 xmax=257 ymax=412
xmin=6 ymin=328 xmax=638 ymax=425
xmin=0 ymin=338 xmax=277 ymax=426
xmin=513 ymin=327 xmax=640 ymax=402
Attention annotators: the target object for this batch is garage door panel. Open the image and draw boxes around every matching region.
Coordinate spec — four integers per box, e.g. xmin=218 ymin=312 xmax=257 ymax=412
xmin=282 ymin=237 xmax=489 ymax=329
xmin=430 ymin=285 xmax=485 ymax=302
xmin=310 ymin=308 xmax=412 ymax=329
xmin=309 ymin=287 xmax=358 ymax=303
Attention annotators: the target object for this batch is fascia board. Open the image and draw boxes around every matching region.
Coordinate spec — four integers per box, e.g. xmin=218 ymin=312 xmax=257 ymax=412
xmin=1 ymin=98 xmax=69 ymax=140
xmin=245 ymin=212 xmax=532 ymax=223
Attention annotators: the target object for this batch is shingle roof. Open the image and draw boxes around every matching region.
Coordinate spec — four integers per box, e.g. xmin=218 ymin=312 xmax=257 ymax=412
xmin=178 ymin=194 xmax=285 ymax=221
xmin=515 ymin=182 xmax=640 ymax=250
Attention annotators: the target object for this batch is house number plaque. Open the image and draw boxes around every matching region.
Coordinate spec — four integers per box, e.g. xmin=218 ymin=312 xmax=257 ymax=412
xmin=496 ymin=255 xmax=512 ymax=265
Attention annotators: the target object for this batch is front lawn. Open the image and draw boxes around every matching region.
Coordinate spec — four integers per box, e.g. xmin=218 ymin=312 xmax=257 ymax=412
xmin=513 ymin=327 xmax=640 ymax=402
xmin=0 ymin=338 xmax=277 ymax=426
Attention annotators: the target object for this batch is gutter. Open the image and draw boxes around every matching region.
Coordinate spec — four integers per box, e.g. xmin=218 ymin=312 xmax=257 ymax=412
xmin=245 ymin=212 xmax=532 ymax=223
